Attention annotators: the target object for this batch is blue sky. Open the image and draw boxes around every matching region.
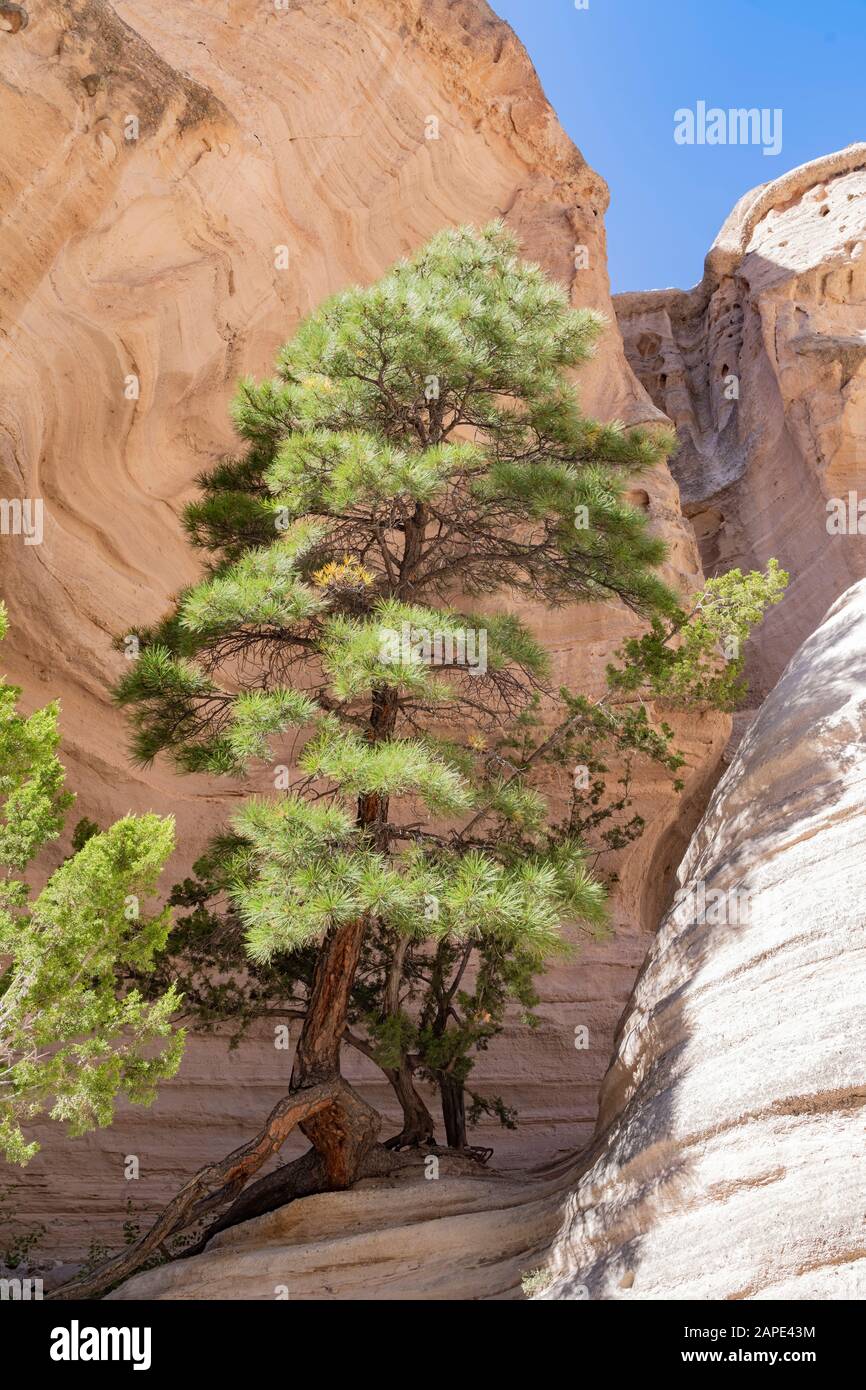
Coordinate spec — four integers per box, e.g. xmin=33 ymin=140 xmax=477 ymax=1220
xmin=489 ymin=0 xmax=865 ymax=292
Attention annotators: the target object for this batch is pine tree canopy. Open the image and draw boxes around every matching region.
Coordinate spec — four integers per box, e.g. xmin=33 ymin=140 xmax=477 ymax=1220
xmin=114 ymin=223 xmax=681 ymax=973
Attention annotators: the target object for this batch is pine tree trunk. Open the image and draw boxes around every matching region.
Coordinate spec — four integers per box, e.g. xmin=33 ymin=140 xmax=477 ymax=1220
xmin=378 ymin=932 xmax=437 ymax=1147
xmin=289 ymin=914 xmax=380 ymax=1187
xmin=287 ymin=685 xmax=399 ymax=1185
xmin=439 ymin=1072 xmax=468 ymax=1150
xmin=383 ymin=1058 xmax=437 ymax=1147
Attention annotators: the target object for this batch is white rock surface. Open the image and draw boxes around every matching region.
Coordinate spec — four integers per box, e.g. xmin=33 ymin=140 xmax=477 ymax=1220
xmin=543 ymin=578 xmax=866 ymax=1299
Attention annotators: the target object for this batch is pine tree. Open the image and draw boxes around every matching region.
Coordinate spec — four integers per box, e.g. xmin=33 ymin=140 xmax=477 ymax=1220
xmin=61 ymin=224 xmax=785 ymax=1297
xmin=0 ymin=605 xmax=181 ymax=1168
xmin=119 ymin=218 xmax=668 ymax=1148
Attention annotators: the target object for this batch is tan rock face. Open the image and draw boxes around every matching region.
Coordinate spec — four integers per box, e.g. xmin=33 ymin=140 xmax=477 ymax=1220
xmin=616 ymin=145 xmax=866 ymax=700
xmin=0 ymin=0 xmax=724 ymax=1259
xmin=109 ymin=578 xmax=866 ymax=1300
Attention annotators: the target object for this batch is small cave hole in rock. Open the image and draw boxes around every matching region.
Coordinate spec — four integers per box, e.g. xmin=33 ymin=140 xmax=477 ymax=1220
xmin=636 ymin=331 xmax=662 ymax=359
xmin=0 ymin=3 xmax=27 ymax=32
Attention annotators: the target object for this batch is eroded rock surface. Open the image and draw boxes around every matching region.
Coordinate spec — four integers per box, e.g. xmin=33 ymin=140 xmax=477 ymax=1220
xmin=0 ymin=0 xmax=725 ymax=1258
xmin=108 ymin=1160 xmax=559 ymax=1301
xmin=617 ymin=145 xmax=866 ymax=699
xmin=544 ymin=577 xmax=866 ymax=1300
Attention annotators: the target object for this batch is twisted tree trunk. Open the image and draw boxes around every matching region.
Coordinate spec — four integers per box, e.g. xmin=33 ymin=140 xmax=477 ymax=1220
xmin=382 ymin=1057 xmax=437 ymax=1148
xmin=282 ymin=682 xmax=400 ymax=1185
xmin=50 ymin=1080 xmax=339 ymax=1300
xmin=289 ymin=911 xmax=381 ymax=1187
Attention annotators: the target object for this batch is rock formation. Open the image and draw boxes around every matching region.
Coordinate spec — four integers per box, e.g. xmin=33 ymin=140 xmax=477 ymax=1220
xmin=3 ymin=0 xmax=865 ymax=1307
xmin=616 ymin=145 xmax=866 ymax=700
xmin=110 ymin=577 xmax=866 ymax=1301
xmin=542 ymin=576 xmax=866 ymax=1300
xmin=0 ymin=0 xmax=726 ymax=1259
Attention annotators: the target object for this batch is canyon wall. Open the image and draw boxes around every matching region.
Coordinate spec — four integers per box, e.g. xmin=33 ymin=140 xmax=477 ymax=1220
xmin=542 ymin=576 xmax=866 ymax=1300
xmin=110 ymin=577 xmax=866 ymax=1300
xmin=0 ymin=0 xmax=726 ymax=1259
xmin=616 ymin=144 xmax=866 ymax=700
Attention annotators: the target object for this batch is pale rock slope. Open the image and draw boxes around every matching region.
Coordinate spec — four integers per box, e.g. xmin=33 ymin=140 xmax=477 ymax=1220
xmin=111 ymin=578 xmax=866 ymax=1300
xmin=0 ymin=0 xmax=724 ymax=1256
xmin=617 ymin=145 xmax=866 ymax=699
xmin=544 ymin=576 xmax=866 ymax=1300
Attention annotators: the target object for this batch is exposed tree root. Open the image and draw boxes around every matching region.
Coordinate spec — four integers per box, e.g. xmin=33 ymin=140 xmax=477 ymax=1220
xmin=49 ymin=1078 xmax=349 ymax=1301
xmin=182 ymin=1138 xmax=498 ymax=1258
xmin=51 ymin=1123 xmax=497 ymax=1300
xmin=180 ymin=1141 xmax=420 ymax=1256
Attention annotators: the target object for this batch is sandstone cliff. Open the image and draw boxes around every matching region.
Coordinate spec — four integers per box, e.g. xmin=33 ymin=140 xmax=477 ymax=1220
xmin=0 ymin=0 xmax=725 ymax=1259
xmin=110 ymin=577 xmax=866 ymax=1300
xmin=616 ymin=145 xmax=866 ymax=699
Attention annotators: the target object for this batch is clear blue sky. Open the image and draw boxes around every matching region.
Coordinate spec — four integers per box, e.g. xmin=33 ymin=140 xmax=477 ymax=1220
xmin=489 ymin=0 xmax=865 ymax=292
